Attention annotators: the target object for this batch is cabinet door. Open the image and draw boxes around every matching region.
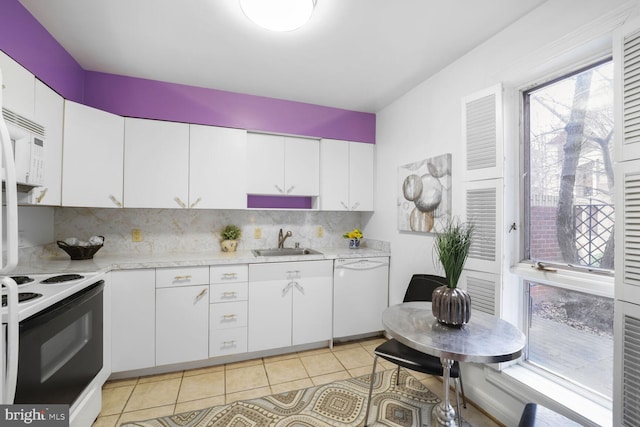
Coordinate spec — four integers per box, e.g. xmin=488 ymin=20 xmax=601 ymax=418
xmin=0 ymin=50 xmax=35 ymax=119
xmin=319 ymin=139 xmax=349 ymax=210
xmin=189 ymin=125 xmax=247 ymax=209
xmin=29 ymin=80 xmax=63 ymax=205
xmin=156 ymin=285 xmax=209 ymax=366
xmin=246 ymin=133 xmax=284 ymax=195
xmin=349 ymin=142 xmax=374 ymax=211
xmin=292 ymin=275 xmax=332 ymax=345
xmin=124 ymin=118 xmax=189 ymax=208
xmin=284 ymin=137 xmax=319 ymax=196
xmin=248 ymin=279 xmax=292 ymax=352
xmin=62 ymin=101 xmax=124 ymax=207
xmin=248 ymin=263 xmax=293 ymax=352
xmin=111 ymin=269 xmax=155 ymax=372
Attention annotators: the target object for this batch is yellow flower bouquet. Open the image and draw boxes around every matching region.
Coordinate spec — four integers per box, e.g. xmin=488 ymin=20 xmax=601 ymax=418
xmin=343 ymin=228 xmax=363 ymax=239
xmin=343 ymin=228 xmax=363 ymax=249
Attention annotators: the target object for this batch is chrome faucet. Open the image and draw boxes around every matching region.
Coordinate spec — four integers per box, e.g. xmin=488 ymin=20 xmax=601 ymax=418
xmin=278 ymin=228 xmax=293 ymax=248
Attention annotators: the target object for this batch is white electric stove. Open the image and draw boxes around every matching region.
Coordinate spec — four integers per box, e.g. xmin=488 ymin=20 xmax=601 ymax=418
xmin=1 ymin=271 xmax=105 ymax=322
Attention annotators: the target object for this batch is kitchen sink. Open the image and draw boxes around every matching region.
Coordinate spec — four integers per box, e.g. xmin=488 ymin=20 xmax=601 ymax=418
xmin=252 ymin=248 xmax=323 ymax=257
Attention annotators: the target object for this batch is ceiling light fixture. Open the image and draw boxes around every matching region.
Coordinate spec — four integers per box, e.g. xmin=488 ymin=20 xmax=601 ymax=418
xmin=239 ymin=0 xmax=317 ymax=32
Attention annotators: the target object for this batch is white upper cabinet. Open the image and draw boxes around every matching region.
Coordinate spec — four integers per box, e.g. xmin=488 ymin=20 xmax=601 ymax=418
xmin=320 ymin=139 xmax=374 ymax=211
xmin=62 ymin=101 xmax=124 ymax=207
xmin=0 ymin=50 xmax=35 ymax=119
xmin=124 ymin=118 xmax=189 ymax=208
xmin=25 ymin=80 xmax=63 ymax=206
xmin=246 ymin=133 xmax=319 ymax=196
xmin=189 ymin=124 xmax=247 ymax=209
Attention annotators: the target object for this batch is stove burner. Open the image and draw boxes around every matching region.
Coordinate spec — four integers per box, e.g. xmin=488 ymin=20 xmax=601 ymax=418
xmin=2 ymin=292 xmax=42 ymax=307
xmin=10 ymin=276 xmax=34 ymax=285
xmin=41 ymin=274 xmax=85 ymax=284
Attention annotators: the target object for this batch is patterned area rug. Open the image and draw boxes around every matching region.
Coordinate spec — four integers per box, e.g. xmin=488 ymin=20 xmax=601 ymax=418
xmin=120 ymin=369 xmax=444 ymax=427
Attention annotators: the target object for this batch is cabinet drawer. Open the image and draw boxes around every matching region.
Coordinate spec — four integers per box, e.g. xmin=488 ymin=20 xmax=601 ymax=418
xmin=210 ymin=301 xmax=248 ymax=329
xmin=210 ymin=282 xmax=248 ymax=303
xmin=249 ymin=260 xmax=333 ymax=281
xmin=156 ymin=266 xmax=209 ymax=288
xmin=210 ymin=327 xmax=247 ymax=357
xmin=210 ymin=265 xmax=248 ymax=284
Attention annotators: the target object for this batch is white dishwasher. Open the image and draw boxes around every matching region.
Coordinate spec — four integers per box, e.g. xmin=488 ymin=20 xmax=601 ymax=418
xmin=333 ymin=257 xmax=390 ymax=339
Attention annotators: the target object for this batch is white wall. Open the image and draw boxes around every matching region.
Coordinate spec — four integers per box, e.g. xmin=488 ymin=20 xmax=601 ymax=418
xmin=368 ymin=0 xmax=638 ymax=424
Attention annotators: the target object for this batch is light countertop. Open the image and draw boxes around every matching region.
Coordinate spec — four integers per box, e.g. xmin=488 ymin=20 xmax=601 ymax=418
xmin=13 ymin=246 xmax=390 ymax=276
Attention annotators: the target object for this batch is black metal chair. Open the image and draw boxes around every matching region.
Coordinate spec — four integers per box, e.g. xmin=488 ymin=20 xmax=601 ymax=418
xmin=518 ymin=403 xmax=582 ymax=426
xmin=364 ymin=274 xmax=466 ymax=426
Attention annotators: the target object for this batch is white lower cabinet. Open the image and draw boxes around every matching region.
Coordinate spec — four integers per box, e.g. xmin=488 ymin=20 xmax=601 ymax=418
xmin=248 ymin=260 xmax=333 ymax=352
xmin=111 ymin=269 xmax=156 ymax=372
xmin=156 ymin=266 xmax=210 ymax=366
xmin=209 ymin=265 xmax=248 ymax=357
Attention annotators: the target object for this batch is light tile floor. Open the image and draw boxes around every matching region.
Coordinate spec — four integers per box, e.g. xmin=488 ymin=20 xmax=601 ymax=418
xmin=93 ymin=337 xmax=503 ymax=427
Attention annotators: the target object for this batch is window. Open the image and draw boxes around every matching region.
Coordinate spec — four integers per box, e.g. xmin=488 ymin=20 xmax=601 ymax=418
xmin=522 ymin=59 xmax=614 ymax=400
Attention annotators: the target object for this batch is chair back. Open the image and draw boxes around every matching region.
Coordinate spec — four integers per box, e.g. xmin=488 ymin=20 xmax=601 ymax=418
xmin=403 ymin=274 xmax=446 ymax=302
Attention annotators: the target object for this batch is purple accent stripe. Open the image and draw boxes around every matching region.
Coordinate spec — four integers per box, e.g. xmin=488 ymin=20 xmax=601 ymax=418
xmin=247 ymin=195 xmax=313 ymax=209
xmin=0 ymin=0 xmax=375 ymax=145
xmin=83 ymin=72 xmax=375 ymax=143
xmin=0 ymin=0 xmax=84 ymax=102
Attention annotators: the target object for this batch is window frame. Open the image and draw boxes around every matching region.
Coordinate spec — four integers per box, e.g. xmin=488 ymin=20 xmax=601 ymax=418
xmin=511 ymin=57 xmax=615 ymax=404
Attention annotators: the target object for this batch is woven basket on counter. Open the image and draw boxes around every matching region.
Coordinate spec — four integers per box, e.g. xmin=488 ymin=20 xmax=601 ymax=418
xmin=57 ymin=236 xmax=104 ymax=260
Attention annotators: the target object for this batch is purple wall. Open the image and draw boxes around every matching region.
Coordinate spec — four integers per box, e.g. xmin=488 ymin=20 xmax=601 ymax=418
xmin=0 ymin=0 xmax=84 ymax=102
xmin=83 ymin=72 xmax=375 ymax=142
xmin=0 ymin=0 xmax=375 ymax=144
xmin=1 ymin=0 xmax=376 ymax=208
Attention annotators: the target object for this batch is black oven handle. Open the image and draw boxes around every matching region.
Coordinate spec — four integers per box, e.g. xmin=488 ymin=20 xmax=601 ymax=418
xmin=21 ymin=280 xmax=104 ymax=328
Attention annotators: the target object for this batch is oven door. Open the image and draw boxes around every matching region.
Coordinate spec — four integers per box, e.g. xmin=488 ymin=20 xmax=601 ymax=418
xmin=14 ymin=281 xmax=104 ymax=405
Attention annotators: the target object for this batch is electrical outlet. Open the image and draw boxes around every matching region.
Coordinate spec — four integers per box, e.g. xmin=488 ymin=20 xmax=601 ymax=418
xmin=317 ymin=226 xmax=324 ymax=237
xmin=132 ymin=229 xmax=143 ymax=242
xmin=254 ymin=227 xmax=262 ymax=239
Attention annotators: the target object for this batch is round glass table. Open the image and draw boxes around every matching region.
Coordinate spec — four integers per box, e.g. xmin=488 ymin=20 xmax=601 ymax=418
xmin=382 ymin=301 xmax=526 ymax=427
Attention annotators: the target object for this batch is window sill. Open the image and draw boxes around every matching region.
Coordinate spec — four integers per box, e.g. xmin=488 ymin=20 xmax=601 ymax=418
xmin=485 ymin=363 xmax=612 ymax=427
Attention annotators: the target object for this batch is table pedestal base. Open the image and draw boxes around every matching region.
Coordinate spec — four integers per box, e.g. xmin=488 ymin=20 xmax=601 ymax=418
xmin=432 ymin=401 xmax=457 ymax=427
xmin=431 ymin=357 xmax=458 ymax=427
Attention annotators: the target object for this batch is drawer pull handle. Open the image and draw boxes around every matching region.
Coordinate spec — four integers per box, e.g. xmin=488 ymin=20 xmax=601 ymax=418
xmin=222 ymin=273 xmax=238 ymax=279
xmin=190 ymin=197 xmax=202 ymax=208
xmin=222 ymin=291 xmax=237 ymax=297
xmin=174 ymin=275 xmax=192 ymax=281
xmin=174 ymin=197 xmax=187 ymax=208
xmin=223 ymin=314 xmax=237 ymax=319
xmin=109 ymin=194 xmax=123 ymax=207
xmin=36 ymin=188 xmax=48 ymax=203
xmin=222 ymin=340 xmax=236 ymax=347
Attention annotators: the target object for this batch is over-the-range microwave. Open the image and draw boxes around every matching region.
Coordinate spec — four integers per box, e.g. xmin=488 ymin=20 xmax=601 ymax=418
xmin=2 ymin=108 xmax=45 ymax=189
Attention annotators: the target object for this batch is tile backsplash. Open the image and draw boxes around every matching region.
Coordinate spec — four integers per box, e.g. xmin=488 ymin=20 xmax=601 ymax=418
xmin=49 ymin=208 xmax=371 ymax=256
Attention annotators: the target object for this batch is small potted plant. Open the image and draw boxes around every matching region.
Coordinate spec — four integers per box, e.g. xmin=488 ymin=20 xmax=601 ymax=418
xmin=343 ymin=228 xmax=364 ymax=249
xmin=220 ymin=225 xmax=242 ymax=252
xmin=431 ymin=218 xmax=474 ymax=326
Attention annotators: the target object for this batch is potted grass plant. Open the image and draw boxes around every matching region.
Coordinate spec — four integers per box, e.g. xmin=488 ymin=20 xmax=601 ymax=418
xmin=220 ymin=224 xmax=242 ymax=252
xmin=431 ymin=218 xmax=474 ymax=326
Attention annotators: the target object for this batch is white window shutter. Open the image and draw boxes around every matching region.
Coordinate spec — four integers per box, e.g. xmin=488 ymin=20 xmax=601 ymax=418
xmin=616 ymin=159 xmax=640 ymax=304
xmin=462 ymin=84 xmax=503 ymax=181
xmin=614 ymin=300 xmax=640 ymax=427
xmin=615 ymin=17 xmax=640 ymax=162
xmin=615 ymin=17 xmax=640 ymax=427
xmin=460 ymin=270 xmax=499 ymax=316
xmin=464 ymin=179 xmax=503 ymax=275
